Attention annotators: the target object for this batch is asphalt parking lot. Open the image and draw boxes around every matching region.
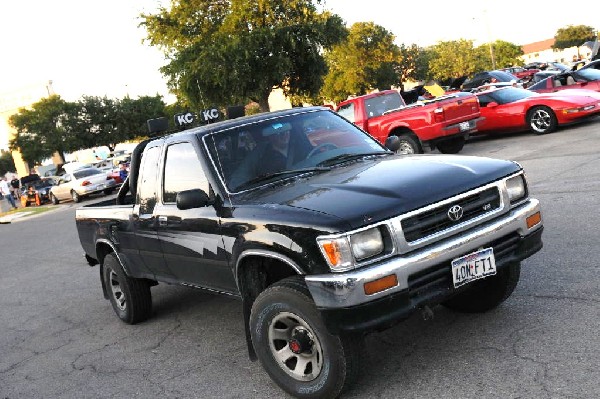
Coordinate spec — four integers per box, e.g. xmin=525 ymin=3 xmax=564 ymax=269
xmin=1 ymin=119 xmax=599 ymax=398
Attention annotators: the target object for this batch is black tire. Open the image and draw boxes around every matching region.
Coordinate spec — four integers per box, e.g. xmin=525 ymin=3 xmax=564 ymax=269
xmin=527 ymin=106 xmax=557 ymax=134
xmin=50 ymin=193 xmax=59 ymax=205
xmin=393 ymin=134 xmax=422 ymax=155
xmin=442 ymin=262 xmax=521 ymax=313
xmin=250 ymin=276 xmax=362 ymax=399
xmin=102 ymin=253 xmax=152 ymax=324
xmin=437 ymin=137 xmax=466 ymax=154
xmin=71 ymin=190 xmax=81 ymax=203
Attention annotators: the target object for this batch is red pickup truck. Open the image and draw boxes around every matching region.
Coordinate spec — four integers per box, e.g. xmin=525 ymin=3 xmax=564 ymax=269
xmin=336 ymin=90 xmax=482 ymax=154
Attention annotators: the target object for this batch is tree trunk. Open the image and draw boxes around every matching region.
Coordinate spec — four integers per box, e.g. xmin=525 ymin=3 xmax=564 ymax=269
xmin=258 ymin=96 xmax=270 ymax=113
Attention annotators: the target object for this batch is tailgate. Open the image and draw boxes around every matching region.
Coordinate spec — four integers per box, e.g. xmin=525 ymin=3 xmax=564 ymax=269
xmin=440 ymin=95 xmax=480 ymax=123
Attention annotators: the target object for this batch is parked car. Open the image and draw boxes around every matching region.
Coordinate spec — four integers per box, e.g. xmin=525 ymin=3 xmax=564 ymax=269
xmin=474 ymin=86 xmax=600 ymax=135
xmin=19 ymin=176 xmax=56 ymax=206
xmin=500 ymin=66 xmax=540 ymax=83
xmin=461 ymin=70 xmax=520 ymax=91
xmin=528 ymin=68 xmax=600 ymax=94
xmin=525 ymin=61 xmax=569 ymax=72
xmin=49 ymin=167 xmax=117 ymax=204
xmin=528 ymin=70 xmax=561 ymax=86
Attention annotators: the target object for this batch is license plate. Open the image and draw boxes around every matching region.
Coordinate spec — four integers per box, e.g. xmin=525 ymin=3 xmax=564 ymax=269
xmin=459 ymin=121 xmax=471 ymax=131
xmin=451 ymin=248 xmax=496 ymax=288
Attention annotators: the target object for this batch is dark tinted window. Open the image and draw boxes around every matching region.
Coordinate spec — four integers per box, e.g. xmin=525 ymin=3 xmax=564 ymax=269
xmin=576 ymin=69 xmax=600 ymax=80
xmin=163 ymin=142 xmax=208 ymax=203
xmin=489 ymin=88 xmax=536 ymax=104
xmin=477 ymin=94 xmax=494 ymax=107
xmin=364 ymin=92 xmax=404 ymax=118
xmin=138 ymin=146 xmax=161 ymax=214
xmin=73 ymin=168 xmax=103 ymax=179
xmin=490 ymin=71 xmax=517 ymax=81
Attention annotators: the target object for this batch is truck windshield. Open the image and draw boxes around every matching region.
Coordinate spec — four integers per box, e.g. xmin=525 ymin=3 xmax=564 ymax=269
xmin=204 ymin=109 xmax=388 ymax=192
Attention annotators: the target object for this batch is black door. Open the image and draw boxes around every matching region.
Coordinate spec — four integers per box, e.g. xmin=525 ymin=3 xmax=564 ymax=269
xmin=155 ymin=141 xmax=235 ymax=293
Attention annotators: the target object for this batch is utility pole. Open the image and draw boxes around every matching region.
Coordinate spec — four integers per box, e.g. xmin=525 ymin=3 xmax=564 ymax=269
xmin=483 ymin=10 xmax=496 ymax=69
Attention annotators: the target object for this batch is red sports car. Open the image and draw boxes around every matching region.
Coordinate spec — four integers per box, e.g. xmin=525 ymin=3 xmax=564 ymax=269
xmin=474 ymin=87 xmax=600 ymax=135
xmin=527 ymin=68 xmax=600 ymax=94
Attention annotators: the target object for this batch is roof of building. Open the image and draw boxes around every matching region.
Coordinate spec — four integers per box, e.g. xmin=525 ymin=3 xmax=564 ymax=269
xmin=522 ymin=39 xmax=555 ymax=55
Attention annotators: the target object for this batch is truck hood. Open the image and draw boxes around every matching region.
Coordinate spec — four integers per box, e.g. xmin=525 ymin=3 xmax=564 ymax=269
xmin=235 ymin=154 xmax=520 ymax=230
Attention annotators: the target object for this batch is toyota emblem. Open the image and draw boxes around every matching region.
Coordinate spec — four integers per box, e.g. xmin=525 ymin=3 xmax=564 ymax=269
xmin=447 ymin=205 xmax=463 ymax=222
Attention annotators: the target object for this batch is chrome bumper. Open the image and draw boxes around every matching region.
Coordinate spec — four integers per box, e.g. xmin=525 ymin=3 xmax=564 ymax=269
xmin=305 ymin=199 xmax=542 ymax=309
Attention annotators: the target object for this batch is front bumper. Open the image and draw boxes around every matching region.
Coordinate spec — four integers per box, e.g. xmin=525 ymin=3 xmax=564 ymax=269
xmin=305 ymin=199 xmax=543 ymax=334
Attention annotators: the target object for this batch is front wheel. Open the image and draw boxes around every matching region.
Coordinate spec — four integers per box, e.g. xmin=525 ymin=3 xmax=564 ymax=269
xmin=437 ymin=137 xmax=465 ymax=154
xmin=442 ymin=262 xmax=521 ymax=313
xmin=527 ymin=106 xmax=557 ymax=134
xmin=250 ymin=276 xmax=362 ymax=399
xmin=50 ymin=193 xmax=59 ymax=205
xmin=102 ymin=253 xmax=152 ymax=324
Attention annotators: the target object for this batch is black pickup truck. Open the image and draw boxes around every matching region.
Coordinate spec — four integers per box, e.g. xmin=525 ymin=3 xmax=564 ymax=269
xmin=75 ymin=107 xmax=543 ymax=398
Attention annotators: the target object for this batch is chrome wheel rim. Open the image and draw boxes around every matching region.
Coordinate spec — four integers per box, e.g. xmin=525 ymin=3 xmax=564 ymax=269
xmin=396 ymin=140 xmax=415 ymax=155
xmin=267 ymin=311 xmax=323 ymax=381
xmin=109 ymin=269 xmax=126 ymax=311
xmin=530 ymin=109 xmax=551 ymax=133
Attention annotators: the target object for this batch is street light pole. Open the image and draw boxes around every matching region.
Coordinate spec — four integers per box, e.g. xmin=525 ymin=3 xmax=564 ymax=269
xmin=483 ymin=10 xmax=496 ymax=69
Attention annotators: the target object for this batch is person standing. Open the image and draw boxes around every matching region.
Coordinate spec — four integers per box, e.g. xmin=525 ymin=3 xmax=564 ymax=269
xmin=0 ymin=177 xmax=17 ymax=209
xmin=10 ymin=176 xmax=21 ymax=199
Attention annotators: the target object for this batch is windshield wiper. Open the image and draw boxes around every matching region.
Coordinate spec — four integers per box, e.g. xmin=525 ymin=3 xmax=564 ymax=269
xmin=316 ymin=151 xmax=391 ymax=167
xmin=234 ymin=167 xmax=331 ymax=191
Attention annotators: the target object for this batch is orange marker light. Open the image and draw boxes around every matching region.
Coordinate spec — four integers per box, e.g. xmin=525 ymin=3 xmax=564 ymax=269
xmin=364 ymin=274 xmax=398 ymax=295
xmin=526 ymin=212 xmax=541 ymax=229
xmin=322 ymin=242 xmax=340 ymax=266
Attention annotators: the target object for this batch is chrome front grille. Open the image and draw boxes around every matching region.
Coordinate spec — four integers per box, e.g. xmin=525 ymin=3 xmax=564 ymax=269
xmin=401 ymin=187 xmax=501 ymax=242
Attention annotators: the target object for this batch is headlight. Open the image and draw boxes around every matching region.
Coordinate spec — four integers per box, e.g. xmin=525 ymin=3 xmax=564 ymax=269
xmin=350 ymin=227 xmax=384 ymax=261
xmin=506 ymin=175 xmax=526 ymax=204
xmin=318 ymin=227 xmax=385 ymax=271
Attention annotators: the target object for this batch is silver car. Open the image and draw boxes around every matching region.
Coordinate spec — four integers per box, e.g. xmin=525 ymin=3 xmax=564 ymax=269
xmin=49 ymin=167 xmax=117 ymax=204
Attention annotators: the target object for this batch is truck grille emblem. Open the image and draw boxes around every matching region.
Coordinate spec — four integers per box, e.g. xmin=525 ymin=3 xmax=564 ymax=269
xmin=447 ymin=205 xmax=464 ymax=222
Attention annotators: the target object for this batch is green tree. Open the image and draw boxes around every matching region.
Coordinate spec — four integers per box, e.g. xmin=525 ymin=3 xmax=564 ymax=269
xmin=142 ymin=0 xmax=347 ymax=112
xmin=8 ymin=95 xmax=77 ymax=166
xmin=395 ymin=44 xmax=431 ymax=91
xmin=428 ymin=39 xmax=479 ymax=80
xmin=553 ymin=25 xmax=597 ymax=58
xmin=77 ymin=95 xmax=166 ymax=151
xmin=475 ymin=40 xmax=523 ymax=70
xmin=0 ymin=150 xmax=16 ymax=175
xmin=321 ymin=22 xmax=400 ymax=103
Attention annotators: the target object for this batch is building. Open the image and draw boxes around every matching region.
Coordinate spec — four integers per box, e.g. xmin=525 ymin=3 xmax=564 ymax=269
xmin=521 ymin=38 xmax=595 ymax=65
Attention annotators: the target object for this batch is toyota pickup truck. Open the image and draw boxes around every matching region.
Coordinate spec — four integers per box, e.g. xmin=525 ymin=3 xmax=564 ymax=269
xmin=75 ymin=106 xmax=543 ymax=398
xmin=336 ymin=89 xmax=483 ymax=154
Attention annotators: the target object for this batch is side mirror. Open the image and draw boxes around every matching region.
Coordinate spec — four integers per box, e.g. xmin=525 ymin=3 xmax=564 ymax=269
xmin=176 ymin=189 xmax=212 ymax=210
xmin=384 ymin=136 xmax=401 ymax=152
xmin=487 ymin=102 xmax=499 ymax=108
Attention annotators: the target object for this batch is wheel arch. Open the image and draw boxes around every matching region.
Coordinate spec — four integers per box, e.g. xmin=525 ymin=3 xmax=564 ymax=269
xmin=235 ymin=251 xmax=305 ymax=361
xmin=388 ymin=127 xmax=423 ymax=151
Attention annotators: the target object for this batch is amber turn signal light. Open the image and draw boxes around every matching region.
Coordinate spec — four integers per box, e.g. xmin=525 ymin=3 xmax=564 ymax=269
xmin=526 ymin=212 xmax=541 ymax=229
xmin=364 ymin=274 xmax=398 ymax=295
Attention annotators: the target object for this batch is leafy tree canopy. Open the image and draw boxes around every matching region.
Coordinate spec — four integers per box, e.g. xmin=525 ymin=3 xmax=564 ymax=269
xmin=553 ymin=25 xmax=597 ymax=50
xmin=321 ymin=22 xmax=400 ymax=103
xmin=0 ymin=151 xmax=16 ymax=175
xmin=475 ymin=40 xmax=524 ymax=70
xmin=395 ymin=44 xmax=431 ymax=91
xmin=428 ymin=39 xmax=479 ymax=80
xmin=142 ymin=0 xmax=347 ymax=112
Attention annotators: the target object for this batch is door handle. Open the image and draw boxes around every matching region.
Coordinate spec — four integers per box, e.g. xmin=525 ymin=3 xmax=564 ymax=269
xmin=158 ymin=215 xmax=168 ymax=227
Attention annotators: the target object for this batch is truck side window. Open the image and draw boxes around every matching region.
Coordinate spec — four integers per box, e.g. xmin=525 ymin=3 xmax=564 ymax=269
xmin=138 ymin=146 xmax=161 ymax=215
xmin=337 ymin=103 xmax=355 ymax=123
xmin=163 ymin=142 xmax=209 ymax=203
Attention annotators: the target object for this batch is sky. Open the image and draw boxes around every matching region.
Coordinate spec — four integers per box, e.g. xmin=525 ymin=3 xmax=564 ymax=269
xmin=1 ymin=0 xmax=599 ymax=149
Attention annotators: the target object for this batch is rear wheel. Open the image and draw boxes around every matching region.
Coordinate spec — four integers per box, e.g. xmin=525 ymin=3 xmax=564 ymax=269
xmin=442 ymin=262 xmax=521 ymax=313
xmin=102 ymin=253 xmax=152 ymax=324
xmin=393 ymin=134 xmax=422 ymax=155
xmin=527 ymin=106 xmax=557 ymax=134
xmin=437 ymin=137 xmax=466 ymax=154
xmin=71 ymin=190 xmax=81 ymax=203
xmin=250 ymin=276 xmax=362 ymax=399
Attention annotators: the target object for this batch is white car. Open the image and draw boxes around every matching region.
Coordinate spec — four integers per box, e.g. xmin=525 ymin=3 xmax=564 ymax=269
xmin=49 ymin=167 xmax=117 ymax=204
